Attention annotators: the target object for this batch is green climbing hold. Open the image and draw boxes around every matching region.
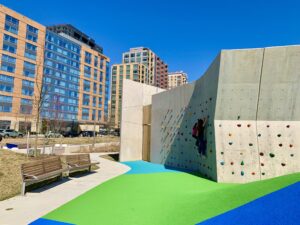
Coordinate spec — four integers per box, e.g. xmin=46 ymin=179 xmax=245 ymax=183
xmin=269 ymin=153 xmax=275 ymax=158
xmin=232 ymin=171 xmax=235 ymax=175
xmin=241 ymin=171 xmax=244 ymax=176
xmin=241 ymin=161 xmax=244 ymax=166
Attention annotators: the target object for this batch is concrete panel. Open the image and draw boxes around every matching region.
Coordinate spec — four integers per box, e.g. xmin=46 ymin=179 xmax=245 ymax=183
xmin=120 ymin=79 xmax=164 ymax=162
xmin=151 ymin=55 xmax=221 ymax=180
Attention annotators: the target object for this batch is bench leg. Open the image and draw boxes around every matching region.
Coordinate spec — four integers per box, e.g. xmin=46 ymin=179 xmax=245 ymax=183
xmin=89 ymin=166 xmax=92 ymax=172
xmin=21 ymin=182 xmax=26 ymax=196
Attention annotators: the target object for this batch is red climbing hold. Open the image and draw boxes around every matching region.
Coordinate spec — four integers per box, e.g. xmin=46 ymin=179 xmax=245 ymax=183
xmin=230 ymin=162 xmax=234 ymax=165
xmin=252 ymin=172 xmax=255 ymax=175
xmin=289 ymin=144 xmax=293 ymax=148
xmin=259 ymin=152 xmax=264 ymax=156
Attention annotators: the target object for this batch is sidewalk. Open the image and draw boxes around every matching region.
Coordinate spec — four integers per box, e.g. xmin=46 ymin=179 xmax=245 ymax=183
xmin=0 ymin=153 xmax=130 ymax=225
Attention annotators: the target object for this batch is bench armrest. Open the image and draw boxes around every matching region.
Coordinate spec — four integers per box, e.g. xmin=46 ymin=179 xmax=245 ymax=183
xmin=68 ymin=163 xmax=80 ymax=167
xmin=23 ymin=174 xmax=38 ymax=179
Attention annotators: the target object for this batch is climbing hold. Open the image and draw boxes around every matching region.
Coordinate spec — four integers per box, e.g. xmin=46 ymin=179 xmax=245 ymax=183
xmin=258 ymin=134 xmax=262 ymax=137
xmin=267 ymin=125 xmax=270 ymax=128
xmin=241 ymin=171 xmax=244 ymax=176
xmin=279 ymin=143 xmax=283 ymax=147
xmin=230 ymin=162 xmax=234 ymax=165
xmin=269 ymin=153 xmax=275 ymax=158
xmin=229 ymin=133 xmax=232 ymax=137
xmin=252 ymin=172 xmax=255 ymax=175
xmin=291 ymin=154 xmax=294 ymax=157
xmin=232 ymin=171 xmax=235 ymax=175
xmin=237 ymin=115 xmax=240 ymax=120
xmin=249 ymin=143 xmax=253 ymax=146
xmin=219 ymin=124 xmax=222 ymax=127
xmin=241 ymin=161 xmax=244 ymax=166
xmin=289 ymin=144 xmax=293 ymax=148
xmin=229 ymin=142 xmax=233 ymax=145
xmin=286 ymin=125 xmax=290 ymax=128
xmin=261 ymin=163 xmax=264 ymax=166
xmin=277 ymin=134 xmax=281 ymax=137
xmin=262 ymin=172 xmax=265 ymax=176
xmin=221 ymin=152 xmax=224 ymax=155
xmin=247 ymin=124 xmax=251 ymax=127
xmin=281 ymin=163 xmax=286 ymax=167
xmin=259 ymin=152 xmax=264 ymax=156
xmin=237 ymin=124 xmax=241 ymax=127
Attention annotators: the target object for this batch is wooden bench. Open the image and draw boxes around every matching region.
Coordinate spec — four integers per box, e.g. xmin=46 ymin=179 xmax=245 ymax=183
xmin=20 ymin=156 xmax=67 ymax=195
xmin=65 ymin=154 xmax=99 ymax=174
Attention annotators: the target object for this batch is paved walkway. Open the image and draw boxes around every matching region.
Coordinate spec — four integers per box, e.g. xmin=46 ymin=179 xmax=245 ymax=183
xmin=0 ymin=153 xmax=130 ymax=225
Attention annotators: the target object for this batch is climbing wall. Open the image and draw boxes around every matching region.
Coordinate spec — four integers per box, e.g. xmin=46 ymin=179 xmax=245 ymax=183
xmin=151 ymin=45 xmax=300 ymax=183
xmin=214 ymin=49 xmax=264 ymax=183
xmin=256 ymin=46 xmax=300 ymax=180
xmin=151 ymin=55 xmax=221 ymax=180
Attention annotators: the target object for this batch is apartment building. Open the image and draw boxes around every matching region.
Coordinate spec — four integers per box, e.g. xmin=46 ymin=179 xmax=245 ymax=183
xmin=111 ymin=63 xmax=148 ymax=127
xmin=168 ymin=71 xmax=188 ymax=89
xmin=111 ymin=47 xmax=167 ymax=128
xmin=0 ymin=5 xmax=110 ymax=132
xmin=0 ymin=5 xmax=46 ymax=132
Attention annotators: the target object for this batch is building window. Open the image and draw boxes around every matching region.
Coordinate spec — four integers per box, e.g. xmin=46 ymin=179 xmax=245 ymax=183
xmin=94 ymin=69 xmax=98 ymax=80
xmin=98 ymin=110 xmax=102 ymax=120
xmin=3 ymin=34 xmax=17 ymax=54
xmin=98 ymin=97 xmax=102 ymax=108
xmin=92 ymin=109 xmax=96 ymax=120
xmin=83 ymin=80 xmax=90 ymax=92
xmin=0 ymin=74 xmax=14 ymax=92
xmin=82 ymin=108 xmax=89 ymax=120
xmin=83 ymin=94 xmax=90 ymax=106
xmin=93 ymin=97 xmax=96 ymax=107
xmin=26 ymin=25 xmax=38 ymax=42
xmin=22 ymin=80 xmax=34 ymax=96
xmin=93 ymin=83 xmax=97 ymax=94
xmin=99 ymin=84 xmax=103 ymax=95
xmin=23 ymin=61 xmax=36 ymax=78
xmin=84 ymin=65 xmax=91 ymax=78
xmin=94 ymin=56 xmax=98 ymax=67
xmin=0 ymin=95 xmax=12 ymax=112
xmin=20 ymin=98 xmax=32 ymax=114
xmin=1 ymin=54 xmax=16 ymax=73
xmin=5 ymin=15 xmax=19 ymax=34
xmin=24 ymin=43 xmax=37 ymax=60
xmin=85 ymin=52 xmax=91 ymax=64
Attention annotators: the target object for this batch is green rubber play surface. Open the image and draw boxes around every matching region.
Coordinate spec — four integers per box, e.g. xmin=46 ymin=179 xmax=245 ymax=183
xmin=43 ymin=163 xmax=300 ymax=225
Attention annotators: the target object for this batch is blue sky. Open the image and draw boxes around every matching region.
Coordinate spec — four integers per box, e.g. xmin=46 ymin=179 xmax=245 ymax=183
xmin=1 ymin=0 xmax=299 ymax=81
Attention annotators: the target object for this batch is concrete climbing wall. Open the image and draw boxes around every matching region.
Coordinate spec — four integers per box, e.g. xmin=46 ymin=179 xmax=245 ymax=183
xmin=120 ymin=79 xmax=165 ymax=162
xmin=256 ymin=46 xmax=300 ymax=180
xmin=214 ymin=48 xmax=264 ymax=183
xmin=151 ymin=45 xmax=300 ymax=183
xmin=151 ymin=55 xmax=221 ymax=180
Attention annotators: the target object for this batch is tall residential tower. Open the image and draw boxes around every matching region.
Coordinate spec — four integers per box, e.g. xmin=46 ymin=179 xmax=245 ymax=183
xmin=111 ymin=47 xmax=168 ymax=128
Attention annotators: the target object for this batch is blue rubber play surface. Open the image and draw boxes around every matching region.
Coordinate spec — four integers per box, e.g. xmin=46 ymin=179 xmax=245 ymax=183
xmin=197 ymin=182 xmax=300 ymax=225
xmin=122 ymin=160 xmax=182 ymax=174
xmin=29 ymin=218 xmax=74 ymax=225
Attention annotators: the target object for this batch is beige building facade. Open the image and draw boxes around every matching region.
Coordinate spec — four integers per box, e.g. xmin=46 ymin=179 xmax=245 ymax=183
xmin=168 ymin=71 xmax=188 ymax=89
xmin=0 ymin=5 xmax=46 ymax=132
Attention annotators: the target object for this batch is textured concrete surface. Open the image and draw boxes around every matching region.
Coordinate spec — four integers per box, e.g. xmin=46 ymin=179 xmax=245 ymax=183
xmin=0 ymin=153 xmax=130 ymax=225
xmin=120 ymin=79 xmax=164 ymax=162
xmin=150 ymin=45 xmax=300 ymax=183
